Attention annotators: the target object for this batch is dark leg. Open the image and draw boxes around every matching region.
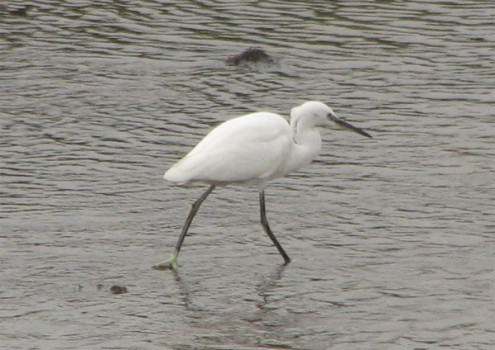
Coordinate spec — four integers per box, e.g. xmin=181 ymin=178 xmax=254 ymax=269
xmin=174 ymin=184 xmax=215 ymax=254
xmin=259 ymin=190 xmax=291 ymax=264
xmin=153 ymin=185 xmax=215 ymax=270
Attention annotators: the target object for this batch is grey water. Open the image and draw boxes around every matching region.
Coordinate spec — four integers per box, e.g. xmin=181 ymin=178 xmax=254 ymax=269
xmin=1 ymin=1 xmax=494 ymax=349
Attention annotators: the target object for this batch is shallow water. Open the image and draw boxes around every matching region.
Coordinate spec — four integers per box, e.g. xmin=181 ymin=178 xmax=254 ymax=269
xmin=1 ymin=1 xmax=494 ymax=349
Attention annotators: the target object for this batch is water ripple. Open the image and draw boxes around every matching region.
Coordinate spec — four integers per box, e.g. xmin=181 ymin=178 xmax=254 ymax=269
xmin=1 ymin=0 xmax=494 ymax=349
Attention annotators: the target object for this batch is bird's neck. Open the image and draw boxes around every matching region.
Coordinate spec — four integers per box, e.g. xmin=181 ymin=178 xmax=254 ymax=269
xmin=285 ymin=125 xmax=322 ymax=175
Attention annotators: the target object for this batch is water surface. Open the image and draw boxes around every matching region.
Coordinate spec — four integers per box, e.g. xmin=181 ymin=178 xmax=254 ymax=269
xmin=1 ymin=1 xmax=494 ymax=349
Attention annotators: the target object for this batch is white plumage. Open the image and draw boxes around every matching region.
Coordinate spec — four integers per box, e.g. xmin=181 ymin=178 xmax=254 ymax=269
xmin=164 ymin=112 xmax=292 ymax=186
xmin=155 ymin=101 xmax=372 ymax=269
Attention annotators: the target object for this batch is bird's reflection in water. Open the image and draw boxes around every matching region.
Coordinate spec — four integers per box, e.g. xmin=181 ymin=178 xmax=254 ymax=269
xmin=171 ymin=263 xmax=288 ymax=313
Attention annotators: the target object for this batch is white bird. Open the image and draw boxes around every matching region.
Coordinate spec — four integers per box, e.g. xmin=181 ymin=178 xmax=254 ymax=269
xmin=154 ymin=101 xmax=372 ymax=270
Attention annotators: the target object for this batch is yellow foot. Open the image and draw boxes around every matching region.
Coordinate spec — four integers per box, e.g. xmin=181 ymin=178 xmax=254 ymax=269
xmin=152 ymin=252 xmax=179 ymax=270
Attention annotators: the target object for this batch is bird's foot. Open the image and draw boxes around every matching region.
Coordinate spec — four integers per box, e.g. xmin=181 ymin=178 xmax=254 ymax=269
xmin=153 ymin=252 xmax=179 ymax=270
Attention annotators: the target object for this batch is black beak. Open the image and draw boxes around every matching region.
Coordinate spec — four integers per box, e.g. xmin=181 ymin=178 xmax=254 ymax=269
xmin=328 ymin=113 xmax=372 ymax=138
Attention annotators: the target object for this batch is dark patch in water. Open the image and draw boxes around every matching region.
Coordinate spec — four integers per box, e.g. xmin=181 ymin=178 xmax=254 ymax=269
xmin=110 ymin=285 xmax=128 ymax=294
xmin=226 ymin=47 xmax=275 ymax=66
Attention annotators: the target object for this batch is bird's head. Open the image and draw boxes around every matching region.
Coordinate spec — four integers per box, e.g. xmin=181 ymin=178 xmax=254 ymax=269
xmin=290 ymin=101 xmax=372 ymax=138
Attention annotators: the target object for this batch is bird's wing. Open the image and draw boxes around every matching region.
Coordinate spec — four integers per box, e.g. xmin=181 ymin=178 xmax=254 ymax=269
xmin=164 ymin=112 xmax=292 ymax=185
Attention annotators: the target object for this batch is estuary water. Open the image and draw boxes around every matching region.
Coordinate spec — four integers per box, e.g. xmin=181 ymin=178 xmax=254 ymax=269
xmin=1 ymin=1 xmax=494 ymax=349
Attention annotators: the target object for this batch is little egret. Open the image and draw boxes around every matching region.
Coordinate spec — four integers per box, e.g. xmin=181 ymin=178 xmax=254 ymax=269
xmin=154 ymin=101 xmax=372 ymax=270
